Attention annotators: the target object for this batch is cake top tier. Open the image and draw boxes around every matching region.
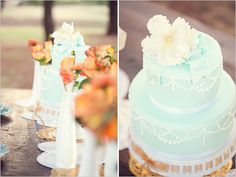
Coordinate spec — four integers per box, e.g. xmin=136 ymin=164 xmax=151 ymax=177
xmin=141 ymin=15 xmax=222 ymax=68
xmin=51 ymin=22 xmax=88 ymax=67
xmin=52 ymin=22 xmax=86 ymax=47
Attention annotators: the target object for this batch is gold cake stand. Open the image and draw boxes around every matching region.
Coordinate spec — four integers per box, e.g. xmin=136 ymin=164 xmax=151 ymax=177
xmin=50 ymin=164 xmax=105 ymax=177
xmin=129 ymin=154 xmax=233 ymax=177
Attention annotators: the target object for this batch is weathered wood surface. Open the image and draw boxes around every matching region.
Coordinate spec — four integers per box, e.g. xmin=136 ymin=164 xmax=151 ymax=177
xmin=119 ymin=1 xmax=235 ymax=176
xmin=0 ymin=89 xmax=51 ymax=176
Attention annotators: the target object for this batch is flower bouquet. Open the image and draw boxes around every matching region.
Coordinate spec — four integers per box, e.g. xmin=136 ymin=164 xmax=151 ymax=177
xmin=56 ymin=45 xmax=117 ymax=174
xmin=16 ymin=39 xmax=52 ymax=116
xmin=72 ymin=45 xmax=117 ymax=176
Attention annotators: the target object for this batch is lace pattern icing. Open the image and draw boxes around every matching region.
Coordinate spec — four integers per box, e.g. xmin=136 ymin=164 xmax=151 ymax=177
xmin=132 ymin=109 xmax=235 ymax=145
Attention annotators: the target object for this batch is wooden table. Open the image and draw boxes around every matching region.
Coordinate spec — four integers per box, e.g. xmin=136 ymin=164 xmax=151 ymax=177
xmin=1 ymin=89 xmax=51 ymax=176
xmin=119 ymin=1 xmax=235 ymax=176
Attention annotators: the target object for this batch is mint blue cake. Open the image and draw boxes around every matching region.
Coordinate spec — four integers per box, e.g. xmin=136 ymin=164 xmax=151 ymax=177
xmin=39 ymin=22 xmax=88 ymax=126
xmin=128 ymin=15 xmax=236 ymax=176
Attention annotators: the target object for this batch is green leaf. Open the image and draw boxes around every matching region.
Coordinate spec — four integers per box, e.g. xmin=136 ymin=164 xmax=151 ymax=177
xmin=78 ymin=78 xmax=90 ymax=89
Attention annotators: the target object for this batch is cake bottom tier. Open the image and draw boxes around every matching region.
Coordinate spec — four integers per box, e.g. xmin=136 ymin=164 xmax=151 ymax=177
xmin=129 ymin=70 xmax=236 ymax=155
xmin=128 ymin=132 xmax=236 ymax=177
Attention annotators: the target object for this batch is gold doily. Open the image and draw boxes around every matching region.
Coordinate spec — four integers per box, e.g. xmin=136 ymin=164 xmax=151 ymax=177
xmin=50 ymin=164 xmax=104 ymax=177
xmin=129 ymin=155 xmax=233 ymax=177
xmin=35 ymin=127 xmax=56 ymax=141
xmin=35 ymin=127 xmax=84 ymax=143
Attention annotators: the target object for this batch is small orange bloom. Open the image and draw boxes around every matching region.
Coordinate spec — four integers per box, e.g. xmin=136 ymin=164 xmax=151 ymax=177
xmin=28 ymin=39 xmax=40 ymax=47
xmin=85 ymin=48 xmax=96 ymax=58
xmin=32 ymin=50 xmax=45 ymax=60
xmin=60 ymin=56 xmax=75 ymax=70
xmin=82 ymin=57 xmax=97 ymax=78
xmin=60 ymin=68 xmax=74 ymax=85
xmin=31 ymin=44 xmax=43 ymax=53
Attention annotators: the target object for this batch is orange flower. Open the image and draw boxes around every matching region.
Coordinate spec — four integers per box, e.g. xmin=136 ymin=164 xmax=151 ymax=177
xmin=60 ymin=68 xmax=74 ymax=85
xmin=60 ymin=56 xmax=75 ymax=70
xmin=74 ymin=70 xmax=117 ymax=141
xmin=93 ymin=45 xmax=112 ymax=60
xmin=75 ymin=88 xmax=111 ymax=118
xmin=29 ymin=39 xmax=52 ymax=65
xmin=28 ymin=39 xmax=40 ymax=47
xmin=72 ymin=45 xmax=116 ymax=78
xmin=85 ymin=48 xmax=96 ymax=58
xmin=97 ymin=116 xmax=117 ymax=140
xmin=91 ymin=73 xmax=116 ymax=89
xmin=106 ymin=47 xmax=115 ymax=56
xmin=31 ymin=44 xmax=43 ymax=53
xmin=82 ymin=56 xmax=97 ymax=78
xmin=32 ymin=50 xmax=45 ymax=60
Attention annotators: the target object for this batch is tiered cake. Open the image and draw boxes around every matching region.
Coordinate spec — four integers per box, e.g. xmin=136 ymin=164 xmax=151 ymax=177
xmin=128 ymin=15 xmax=236 ymax=176
xmin=38 ymin=22 xmax=88 ymax=126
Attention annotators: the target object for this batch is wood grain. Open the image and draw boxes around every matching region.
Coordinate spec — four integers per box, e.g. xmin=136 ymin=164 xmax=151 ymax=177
xmin=1 ymin=89 xmax=51 ymax=176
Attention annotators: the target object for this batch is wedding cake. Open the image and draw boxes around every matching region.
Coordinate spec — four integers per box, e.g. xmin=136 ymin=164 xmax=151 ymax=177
xmin=38 ymin=22 xmax=88 ymax=126
xmin=128 ymin=15 xmax=236 ymax=176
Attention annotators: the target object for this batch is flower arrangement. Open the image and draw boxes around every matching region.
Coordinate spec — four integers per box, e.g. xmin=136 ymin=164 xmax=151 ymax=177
xmin=72 ymin=45 xmax=116 ymax=78
xmin=28 ymin=39 xmax=52 ymax=65
xmin=141 ymin=15 xmax=198 ymax=66
xmin=59 ymin=45 xmax=117 ymax=92
xmin=66 ymin=45 xmax=117 ymax=142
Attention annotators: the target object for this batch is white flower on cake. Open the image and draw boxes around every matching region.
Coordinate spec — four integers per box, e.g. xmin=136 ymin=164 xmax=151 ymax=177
xmin=141 ymin=15 xmax=198 ymax=66
xmin=52 ymin=22 xmax=81 ymax=44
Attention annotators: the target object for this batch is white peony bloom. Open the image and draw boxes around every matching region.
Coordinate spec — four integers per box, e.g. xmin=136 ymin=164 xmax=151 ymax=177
xmin=52 ymin=22 xmax=81 ymax=44
xmin=142 ymin=15 xmax=198 ymax=66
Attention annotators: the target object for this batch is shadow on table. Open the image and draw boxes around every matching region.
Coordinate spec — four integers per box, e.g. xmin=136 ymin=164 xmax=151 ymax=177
xmin=1 ymin=115 xmax=12 ymax=126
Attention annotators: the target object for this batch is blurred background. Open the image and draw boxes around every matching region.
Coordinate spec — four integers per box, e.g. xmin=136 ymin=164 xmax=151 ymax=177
xmin=1 ymin=0 xmax=117 ymax=89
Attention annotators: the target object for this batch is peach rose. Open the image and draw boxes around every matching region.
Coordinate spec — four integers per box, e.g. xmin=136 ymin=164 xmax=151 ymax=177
xmin=60 ymin=68 xmax=74 ymax=85
xmin=60 ymin=56 xmax=75 ymax=70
